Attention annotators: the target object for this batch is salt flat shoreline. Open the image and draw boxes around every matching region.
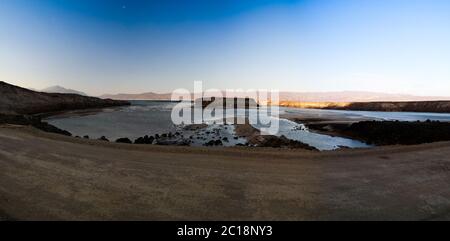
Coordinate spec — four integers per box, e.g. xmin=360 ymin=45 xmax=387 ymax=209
xmin=1 ymin=125 xmax=450 ymax=220
xmin=278 ymin=100 xmax=450 ymax=113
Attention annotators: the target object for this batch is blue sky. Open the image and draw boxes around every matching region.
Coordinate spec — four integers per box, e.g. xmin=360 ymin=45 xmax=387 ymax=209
xmin=1 ymin=0 xmax=449 ymax=96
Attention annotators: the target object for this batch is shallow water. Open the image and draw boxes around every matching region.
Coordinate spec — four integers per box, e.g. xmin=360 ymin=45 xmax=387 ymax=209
xmin=45 ymin=100 xmax=450 ymax=150
xmin=266 ymin=116 xmax=370 ymax=150
xmin=46 ymin=101 xmax=179 ymax=141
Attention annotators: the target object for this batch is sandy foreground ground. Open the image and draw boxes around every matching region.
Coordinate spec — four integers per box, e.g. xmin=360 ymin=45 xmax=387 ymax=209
xmin=1 ymin=125 xmax=450 ymax=221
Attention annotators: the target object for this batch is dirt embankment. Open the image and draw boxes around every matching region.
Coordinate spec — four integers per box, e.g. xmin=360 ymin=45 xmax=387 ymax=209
xmin=0 ymin=81 xmax=129 ymax=115
xmin=2 ymin=125 xmax=450 ymax=220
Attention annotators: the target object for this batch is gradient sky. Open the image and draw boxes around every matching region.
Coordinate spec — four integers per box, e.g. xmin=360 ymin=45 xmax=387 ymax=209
xmin=1 ymin=0 xmax=450 ymax=96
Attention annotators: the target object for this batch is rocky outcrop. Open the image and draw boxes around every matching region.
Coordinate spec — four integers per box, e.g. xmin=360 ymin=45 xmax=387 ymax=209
xmin=233 ymin=122 xmax=316 ymax=150
xmin=306 ymin=120 xmax=450 ymax=146
xmin=115 ymin=138 xmax=132 ymax=144
xmin=0 ymin=81 xmax=129 ymax=115
xmin=234 ymin=122 xmax=260 ymax=137
xmin=134 ymin=135 xmax=155 ymax=144
xmin=248 ymin=134 xmax=317 ymax=150
xmin=346 ymin=120 xmax=450 ymax=145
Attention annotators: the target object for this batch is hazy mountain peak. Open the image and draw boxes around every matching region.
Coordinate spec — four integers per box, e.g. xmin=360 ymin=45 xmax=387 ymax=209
xmin=41 ymin=86 xmax=87 ymax=96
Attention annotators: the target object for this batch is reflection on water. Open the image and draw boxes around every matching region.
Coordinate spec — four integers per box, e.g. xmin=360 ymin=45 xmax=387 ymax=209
xmin=45 ymin=100 xmax=450 ymax=151
xmin=46 ymin=101 xmax=179 ymax=141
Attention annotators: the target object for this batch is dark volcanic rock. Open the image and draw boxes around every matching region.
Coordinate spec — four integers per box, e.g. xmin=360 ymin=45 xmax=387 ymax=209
xmin=183 ymin=124 xmax=208 ymax=131
xmin=204 ymin=140 xmax=223 ymax=146
xmin=115 ymin=138 xmax=132 ymax=144
xmin=248 ymin=135 xmax=317 ymax=150
xmin=98 ymin=136 xmax=109 ymax=142
xmin=134 ymin=135 xmax=154 ymax=144
xmin=155 ymin=138 xmax=190 ymax=146
xmin=307 ymin=120 xmax=450 ymax=146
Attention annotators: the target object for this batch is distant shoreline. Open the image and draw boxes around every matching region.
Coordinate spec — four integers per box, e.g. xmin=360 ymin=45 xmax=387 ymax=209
xmin=277 ymin=100 xmax=450 ymax=114
xmin=128 ymin=99 xmax=182 ymax=102
xmin=95 ymin=98 xmax=450 ymax=114
xmin=182 ymin=99 xmax=450 ymax=114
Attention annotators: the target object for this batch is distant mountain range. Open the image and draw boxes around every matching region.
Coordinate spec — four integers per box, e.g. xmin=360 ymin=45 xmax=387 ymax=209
xmin=100 ymin=91 xmax=450 ymax=102
xmin=41 ymin=86 xmax=87 ymax=96
xmin=100 ymin=92 xmax=171 ymax=100
xmin=277 ymin=91 xmax=450 ymax=102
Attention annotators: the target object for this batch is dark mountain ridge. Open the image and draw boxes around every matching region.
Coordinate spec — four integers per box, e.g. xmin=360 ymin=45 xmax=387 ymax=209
xmin=0 ymin=81 xmax=129 ymax=115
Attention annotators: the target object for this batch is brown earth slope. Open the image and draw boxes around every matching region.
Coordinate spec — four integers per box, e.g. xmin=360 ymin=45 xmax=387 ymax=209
xmin=0 ymin=81 xmax=129 ymax=115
